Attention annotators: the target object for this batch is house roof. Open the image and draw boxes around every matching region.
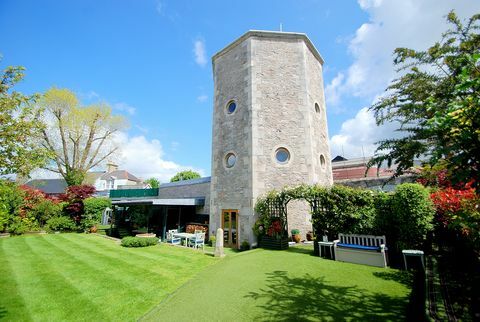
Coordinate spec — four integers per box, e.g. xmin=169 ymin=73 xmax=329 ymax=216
xmin=159 ymin=176 xmax=211 ymax=188
xmin=100 ymin=170 xmax=141 ymax=182
xmin=332 ymin=155 xmax=348 ymax=162
xmin=25 ymin=179 xmax=67 ymax=194
xmin=83 ymin=171 xmax=105 ymax=185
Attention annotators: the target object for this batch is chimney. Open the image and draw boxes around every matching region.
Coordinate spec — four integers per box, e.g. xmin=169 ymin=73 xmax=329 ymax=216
xmin=106 ymin=162 xmax=118 ymax=173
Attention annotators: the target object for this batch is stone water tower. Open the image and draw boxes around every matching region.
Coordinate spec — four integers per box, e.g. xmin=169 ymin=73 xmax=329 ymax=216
xmin=210 ymin=31 xmax=333 ymax=247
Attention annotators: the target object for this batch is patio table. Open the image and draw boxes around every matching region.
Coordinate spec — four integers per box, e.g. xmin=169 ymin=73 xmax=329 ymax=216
xmin=173 ymin=232 xmax=195 ymax=247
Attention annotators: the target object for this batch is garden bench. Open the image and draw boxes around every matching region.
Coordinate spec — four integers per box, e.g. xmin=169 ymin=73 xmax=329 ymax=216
xmin=333 ymin=233 xmax=387 ymax=268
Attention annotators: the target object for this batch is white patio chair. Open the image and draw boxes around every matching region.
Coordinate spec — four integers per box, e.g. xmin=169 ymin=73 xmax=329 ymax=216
xmin=166 ymin=229 xmax=181 ymax=245
xmin=189 ymin=232 xmax=205 ymax=250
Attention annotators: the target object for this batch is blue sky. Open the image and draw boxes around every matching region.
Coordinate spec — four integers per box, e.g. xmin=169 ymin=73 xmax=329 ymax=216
xmin=1 ymin=0 xmax=478 ymax=181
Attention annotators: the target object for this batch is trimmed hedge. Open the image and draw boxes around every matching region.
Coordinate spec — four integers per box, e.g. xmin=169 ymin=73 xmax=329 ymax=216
xmin=121 ymin=236 xmax=158 ymax=248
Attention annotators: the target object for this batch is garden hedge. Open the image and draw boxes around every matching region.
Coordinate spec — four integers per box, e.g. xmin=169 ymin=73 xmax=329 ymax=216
xmin=121 ymin=236 xmax=159 ymax=247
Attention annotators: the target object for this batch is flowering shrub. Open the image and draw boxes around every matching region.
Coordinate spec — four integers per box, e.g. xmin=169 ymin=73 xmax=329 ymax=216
xmin=431 ymin=186 xmax=479 ymax=251
xmin=430 ymin=187 xmax=477 ymax=227
xmin=266 ymin=219 xmax=283 ymax=237
xmin=62 ymin=185 xmax=96 ymax=227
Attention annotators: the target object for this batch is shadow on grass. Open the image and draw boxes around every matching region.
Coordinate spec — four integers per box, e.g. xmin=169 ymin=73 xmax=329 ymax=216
xmin=245 ymin=270 xmax=407 ymax=321
xmin=0 ymin=306 xmax=6 ymax=319
xmin=373 ymin=270 xmax=413 ymax=287
xmin=286 ymin=247 xmax=315 ymax=256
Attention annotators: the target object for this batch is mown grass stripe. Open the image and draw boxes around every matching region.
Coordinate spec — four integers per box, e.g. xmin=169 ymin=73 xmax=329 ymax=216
xmin=3 ymin=236 xmax=106 ymax=321
xmin=0 ymin=234 xmax=217 ymax=321
xmin=54 ymin=234 xmax=183 ymax=283
xmin=31 ymin=236 xmax=165 ymax=320
xmin=57 ymin=234 xmax=208 ymax=279
xmin=78 ymin=233 xmax=206 ymax=265
xmin=39 ymin=236 xmax=157 ymax=294
xmin=0 ymin=239 xmax=33 ymax=321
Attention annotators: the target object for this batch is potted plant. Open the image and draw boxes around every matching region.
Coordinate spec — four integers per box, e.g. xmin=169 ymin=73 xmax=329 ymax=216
xmin=306 ymin=231 xmax=313 ymax=241
xmin=291 ymin=229 xmax=301 ymax=243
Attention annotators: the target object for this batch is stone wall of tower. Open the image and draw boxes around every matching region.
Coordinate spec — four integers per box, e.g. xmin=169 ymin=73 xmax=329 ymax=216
xmin=209 ymin=37 xmax=254 ymax=243
xmin=211 ymin=31 xmax=333 ymax=245
xmin=250 ymin=36 xmax=332 ymax=239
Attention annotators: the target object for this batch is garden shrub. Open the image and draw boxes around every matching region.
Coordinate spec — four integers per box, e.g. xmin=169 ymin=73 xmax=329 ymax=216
xmin=431 ymin=186 xmax=480 ymax=253
xmin=0 ymin=180 xmax=24 ymax=232
xmin=30 ymin=199 xmax=63 ymax=227
xmin=240 ymin=240 xmax=250 ymax=251
xmin=209 ymin=235 xmax=216 ymax=246
xmin=121 ymin=236 xmax=158 ymax=247
xmin=390 ymin=183 xmax=435 ymax=250
xmin=311 ymin=185 xmax=376 ymax=240
xmin=8 ymin=217 xmax=28 ymax=235
xmin=83 ymin=197 xmax=111 ymax=230
xmin=46 ymin=216 xmax=76 ymax=232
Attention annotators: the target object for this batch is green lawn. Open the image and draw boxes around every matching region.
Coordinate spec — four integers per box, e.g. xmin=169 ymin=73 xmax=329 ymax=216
xmin=0 ymin=234 xmax=215 ymax=321
xmin=0 ymin=235 xmax=412 ymax=321
xmin=142 ymin=247 xmax=412 ymax=322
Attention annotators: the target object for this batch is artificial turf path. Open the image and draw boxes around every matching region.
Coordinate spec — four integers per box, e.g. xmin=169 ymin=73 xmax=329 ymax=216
xmin=1 ymin=235 xmax=411 ymax=321
xmin=142 ymin=247 xmax=412 ymax=321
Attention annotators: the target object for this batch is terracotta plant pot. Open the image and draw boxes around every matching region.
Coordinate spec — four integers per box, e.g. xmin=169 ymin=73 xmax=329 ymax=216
xmin=90 ymin=226 xmax=98 ymax=233
xmin=293 ymin=234 xmax=301 ymax=243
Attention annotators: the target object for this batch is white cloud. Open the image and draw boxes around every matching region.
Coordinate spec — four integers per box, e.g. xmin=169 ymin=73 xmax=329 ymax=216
xmin=326 ymin=0 xmax=480 ymax=107
xmin=324 ymin=72 xmax=344 ymax=107
xmin=197 ymin=94 xmax=208 ymax=103
xmin=358 ymin=0 xmax=383 ymax=10
xmin=328 ymin=0 xmax=480 ymax=158
xmin=114 ymin=132 xmax=203 ymax=182
xmin=330 ymin=107 xmax=399 ymax=159
xmin=113 ymin=102 xmax=136 ymax=115
xmin=29 ymin=168 xmax=62 ymax=180
xmin=193 ymin=39 xmax=207 ymax=67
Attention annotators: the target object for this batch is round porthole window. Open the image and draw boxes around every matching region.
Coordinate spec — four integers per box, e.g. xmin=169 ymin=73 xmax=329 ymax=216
xmin=225 ymin=153 xmax=237 ymax=168
xmin=275 ymin=148 xmax=290 ymax=164
xmin=226 ymin=100 xmax=237 ymax=114
xmin=320 ymin=154 xmax=326 ymax=170
xmin=315 ymin=103 xmax=320 ymax=114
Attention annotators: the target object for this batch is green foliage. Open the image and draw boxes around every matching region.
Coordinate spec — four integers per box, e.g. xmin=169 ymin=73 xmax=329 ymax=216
xmin=208 ymin=235 xmax=216 ymax=246
xmin=170 ymin=170 xmax=201 ymax=182
xmin=121 ymin=236 xmax=158 ymax=247
xmin=83 ymin=197 xmax=111 ymax=226
xmin=0 ymin=180 xmax=24 ymax=232
xmin=240 ymin=240 xmax=250 ymax=251
xmin=291 ymin=229 xmax=300 ymax=235
xmin=30 ymin=199 xmax=63 ymax=227
xmin=390 ymin=183 xmax=435 ymax=250
xmin=8 ymin=217 xmax=28 ymax=235
xmin=0 ymin=60 xmax=51 ymax=176
xmin=144 ymin=177 xmax=160 ymax=188
xmin=46 ymin=216 xmax=76 ymax=232
xmin=39 ymin=87 xmax=127 ymax=186
xmin=368 ymin=12 xmax=480 ymax=191
xmin=310 ymin=185 xmax=376 ymax=240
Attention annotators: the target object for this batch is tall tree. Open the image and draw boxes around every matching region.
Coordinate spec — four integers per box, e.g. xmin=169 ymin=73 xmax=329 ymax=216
xmin=40 ymin=88 xmax=127 ymax=186
xmin=368 ymin=12 xmax=480 ymax=190
xmin=0 ymin=61 xmax=50 ymax=176
xmin=144 ymin=177 xmax=160 ymax=188
xmin=170 ymin=170 xmax=201 ymax=182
